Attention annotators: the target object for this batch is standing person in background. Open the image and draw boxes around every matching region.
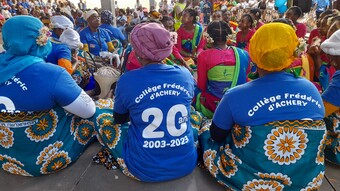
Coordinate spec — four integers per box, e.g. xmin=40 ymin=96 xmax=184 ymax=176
xmin=116 ymin=9 xmax=127 ymax=32
xmin=163 ymin=0 xmax=169 ymax=12
xmin=168 ymin=0 xmax=175 ymax=14
xmin=159 ymin=0 xmax=164 ymax=11
xmin=258 ymin=0 xmax=266 ymax=10
xmin=314 ymin=0 xmax=330 ymax=19
xmin=202 ymin=0 xmax=211 ymax=25
xmin=135 ymin=0 xmax=142 ymax=9
xmin=78 ymin=0 xmax=86 ymax=11
xmin=174 ymin=0 xmax=192 ymax=31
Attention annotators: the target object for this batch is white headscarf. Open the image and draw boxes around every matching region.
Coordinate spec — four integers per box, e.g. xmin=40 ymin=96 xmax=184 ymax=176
xmin=321 ymin=29 xmax=340 ymax=56
xmin=59 ymin=28 xmax=83 ymax=49
xmin=84 ymin=10 xmax=98 ymax=21
xmin=50 ymin=15 xmax=74 ymax=29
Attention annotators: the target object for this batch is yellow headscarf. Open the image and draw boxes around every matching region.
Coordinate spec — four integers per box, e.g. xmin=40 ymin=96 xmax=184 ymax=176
xmin=249 ymin=23 xmax=298 ymax=72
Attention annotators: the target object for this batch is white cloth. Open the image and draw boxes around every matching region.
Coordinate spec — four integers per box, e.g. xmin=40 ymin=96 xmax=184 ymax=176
xmin=50 ymin=15 xmax=74 ymax=29
xmin=62 ymin=90 xmax=96 ymax=119
xmin=84 ymin=9 xmax=97 ymax=21
xmin=321 ymin=29 xmax=340 ymax=56
xmin=59 ymin=28 xmax=83 ymax=49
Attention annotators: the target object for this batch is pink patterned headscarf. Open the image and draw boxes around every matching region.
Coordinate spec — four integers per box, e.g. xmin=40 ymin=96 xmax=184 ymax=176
xmin=131 ymin=23 xmax=173 ymax=61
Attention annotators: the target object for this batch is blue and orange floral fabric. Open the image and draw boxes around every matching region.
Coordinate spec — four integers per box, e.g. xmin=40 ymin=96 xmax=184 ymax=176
xmin=324 ymin=110 xmax=340 ymax=165
xmin=0 ymin=99 xmax=114 ymax=176
xmin=199 ymin=120 xmax=327 ymax=190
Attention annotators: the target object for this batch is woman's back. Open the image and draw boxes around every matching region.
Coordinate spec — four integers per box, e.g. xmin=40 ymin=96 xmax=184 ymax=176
xmin=197 ymin=47 xmax=249 ymax=98
xmin=0 ymin=63 xmax=81 ymax=112
xmin=217 ymin=72 xmax=324 ymax=127
xmin=114 ymin=64 xmax=197 ymax=182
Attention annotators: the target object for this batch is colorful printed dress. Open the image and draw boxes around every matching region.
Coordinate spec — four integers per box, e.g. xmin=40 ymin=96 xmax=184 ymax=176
xmin=200 ymin=72 xmax=327 ymax=190
xmin=176 ymin=24 xmax=204 ymax=58
xmin=322 ymin=70 xmax=340 ymax=165
xmin=0 ymin=63 xmax=113 ymax=176
xmin=195 ymin=47 xmax=250 ymax=118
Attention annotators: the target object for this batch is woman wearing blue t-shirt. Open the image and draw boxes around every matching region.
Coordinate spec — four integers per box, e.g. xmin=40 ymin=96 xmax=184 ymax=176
xmin=200 ymin=23 xmax=327 ymax=190
xmin=321 ymin=29 xmax=340 ymax=165
xmin=100 ymin=10 xmax=126 ymax=56
xmin=95 ymin=22 xmax=202 ymax=182
xmin=79 ymin=10 xmax=115 ymax=56
xmin=0 ymin=16 xmax=114 ymax=176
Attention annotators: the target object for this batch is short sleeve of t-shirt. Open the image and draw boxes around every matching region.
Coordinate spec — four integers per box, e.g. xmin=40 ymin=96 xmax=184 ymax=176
xmin=54 ymin=69 xmax=82 ymax=106
xmin=212 ymin=93 xmax=234 ymax=131
xmin=57 ymin=45 xmax=72 ymax=61
xmin=322 ymin=71 xmax=340 ymax=107
xmin=79 ymin=29 xmax=87 ymax=44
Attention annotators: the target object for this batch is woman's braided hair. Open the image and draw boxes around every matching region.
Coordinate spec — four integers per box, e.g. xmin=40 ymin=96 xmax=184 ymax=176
xmin=207 ymin=21 xmax=232 ymax=45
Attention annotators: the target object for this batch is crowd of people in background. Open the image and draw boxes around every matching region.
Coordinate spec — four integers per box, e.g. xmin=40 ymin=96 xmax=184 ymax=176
xmin=1 ymin=0 xmax=340 ymax=190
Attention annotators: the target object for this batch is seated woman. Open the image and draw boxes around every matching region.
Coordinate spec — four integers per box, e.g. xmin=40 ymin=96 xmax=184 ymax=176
xmin=59 ymin=28 xmax=93 ymax=89
xmin=0 ymin=16 xmax=112 ymax=176
xmin=176 ymin=8 xmax=204 ymax=61
xmin=195 ymin=21 xmax=250 ymax=119
xmin=79 ymin=10 xmax=115 ymax=57
xmin=309 ymin=14 xmax=339 ymax=91
xmin=321 ymin=29 xmax=340 ymax=165
xmin=100 ymin=10 xmax=126 ymax=56
xmin=46 ymin=15 xmax=75 ymax=74
xmin=236 ymin=13 xmax=255 ymax=51
xmin=270 ymin=18 xmax=313 ymax=82
xmin=95 ymin=22 xmax=202 ymax=182
xmin=285 ymin=6 xmax=307 ymax=39
xmin=161 ymin=15 xmax=193 ymax=72
xmin=200 ymin=23 xmax=327 ymax=190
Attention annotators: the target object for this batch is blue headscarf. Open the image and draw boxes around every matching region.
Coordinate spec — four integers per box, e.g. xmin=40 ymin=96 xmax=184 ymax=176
xmin=0 ymin=16 xmax=52 ymax=85
xmin=100 ymin=10 xmax=114 ymax=24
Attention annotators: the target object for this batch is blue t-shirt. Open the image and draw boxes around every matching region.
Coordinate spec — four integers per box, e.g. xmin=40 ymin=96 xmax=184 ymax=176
xmin=322 ymin=70 xmax=340 ymax=107
xmin=114 ymin=64 xmax=197 ymax=182
xmin=213 ymin=72 xmax=325 ymax=130
xmin=46 ymin=35 xmax=72 ymax=65
xmin=79 ymin=27 xmax=111 ymax=56
xmin=314 ymin=0 xmax=330 ymax=11
xmin=0 ymin=62 xmax=82 ymax=112
xmin=100 ymin=23 xmax=125 ymax=43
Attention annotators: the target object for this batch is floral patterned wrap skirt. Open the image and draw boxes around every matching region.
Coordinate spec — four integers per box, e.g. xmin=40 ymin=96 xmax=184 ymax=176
xmin=324 ymin=110 xmax=340 ymax=165
xmin=0 ymin=99 xmax=114 ymax=176
xmin=199 ymin=120 xmax=327 ymax=190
